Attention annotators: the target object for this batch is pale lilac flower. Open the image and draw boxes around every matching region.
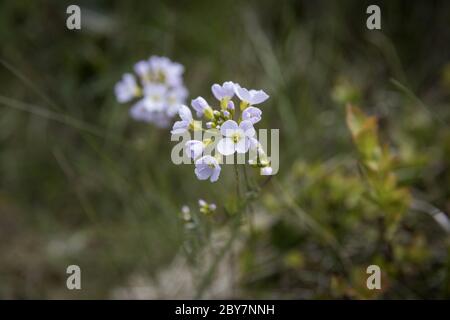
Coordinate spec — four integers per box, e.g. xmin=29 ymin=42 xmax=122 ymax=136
xmin=195 ymin=156 xmax=221 ymax=182
xmin=166 ymin=86 xmax=188 ymax=117
xmin=117 ymin=55 xmax=188 ymax=127
xmin=191 ymin=97 xmax=213 ymax=118
xmin=115 ymin=73 xmax=139 ymax=103
xmin=198 ymin=199 xmax=207 ymax=207
xmin=211 ymin=81 xmax=235 ymax=101
xmin=227 ymin=100 xmax=235 ymax=110
xmin=171 ymin=105 xmax=193 ymax=134
xmin=261 ymin=166 xmax=273 ymax=175
xmin=242 ymin=106 xmax=262 ymax=124
xmin=235 ymin=84 xmax=269 ymax=105
xmin=185 ymin=140 xmax=204 ymax=159
xmin=148 ymin=56 xmax=184 ymax=87
xmin=217 ymin=120 xmax=256 ymax=155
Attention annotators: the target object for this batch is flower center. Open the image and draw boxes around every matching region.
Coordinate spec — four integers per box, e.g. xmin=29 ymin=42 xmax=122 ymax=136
xmin=231 ymin=132 xmax=242 ymax=143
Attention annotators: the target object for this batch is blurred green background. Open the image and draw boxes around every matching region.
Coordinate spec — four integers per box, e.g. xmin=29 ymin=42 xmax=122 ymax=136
xmin=0 ymin=0 xmax=449 ymax=298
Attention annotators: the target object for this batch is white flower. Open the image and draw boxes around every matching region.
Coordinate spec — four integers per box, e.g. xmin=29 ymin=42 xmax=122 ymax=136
xmin=171 ymin=105 xmax=193 ymax=134
xmin=195 ymin=156 xmax=221 ymax=182
xmin=115 ymin=73 xmax=139 ymax=103
xmin=217 ymin=120 xmax=256 ymax=155
xmin=242 ymin=106 xmax=262 ymax=124
xmin=211 ymin=81 xmax=235 ymax=101
xmin=185 ymin=140 xmax=204 ymax=159
xmin=235 ymin=84 xmax=269 ymax=105
xmin=191 ymin=97 xmax=213 ymax=118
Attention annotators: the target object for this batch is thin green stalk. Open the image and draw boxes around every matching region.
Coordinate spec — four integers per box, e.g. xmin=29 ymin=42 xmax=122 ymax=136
xmin=234 ymin=162 xmax=241 ymax=201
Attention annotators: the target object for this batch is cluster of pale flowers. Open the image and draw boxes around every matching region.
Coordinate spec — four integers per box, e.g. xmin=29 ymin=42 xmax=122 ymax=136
xmin=171 ymin=81 xmax=273 ymax=183
xmin=114 ymin=56 xmax=188 ymax=127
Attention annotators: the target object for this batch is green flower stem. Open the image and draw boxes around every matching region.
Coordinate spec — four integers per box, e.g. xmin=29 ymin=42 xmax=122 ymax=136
xmin=234 ymin=162 xmax=241 ymax=201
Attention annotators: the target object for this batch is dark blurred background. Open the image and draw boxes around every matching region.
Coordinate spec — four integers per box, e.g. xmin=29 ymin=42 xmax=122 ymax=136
xmin=0 ymin=0 xmax=449 ymax=298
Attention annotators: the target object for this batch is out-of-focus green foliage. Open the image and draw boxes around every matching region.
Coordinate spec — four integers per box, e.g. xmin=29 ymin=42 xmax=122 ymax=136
xmin=347 ymin=104 xmax=410 ymax=237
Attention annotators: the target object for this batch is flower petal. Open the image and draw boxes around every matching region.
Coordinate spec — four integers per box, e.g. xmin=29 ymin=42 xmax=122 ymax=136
xmin=217 ymin=138 xmax=236 ymax=155
xmin=210 ymin=166 xmax=221 ymax=182
xmin=185 ymin=140 xmax=204 ymax=159
xmin=239 ymin=120 xmax=256 ymax=137
xmin=222 ymin=81 xmax=235 ymax=98
xmin=211 ymin=84 xmax=224 ymax=100
xmin=249 ymin=90 xmax=269 ymax=104
xmin=235 ymin=85 xmax=251 ymax=102
xmin=191 ymin=97 xmax=208 ymax=117
xmin=171 ymin=120 xmax=188 ymax=135
xmin=235 ymin=137 xmax=250 ymax=154
xmin=220 ymin=120 xmax=239 ymax=137
xmin=195 ymin=166 xmax=211 ymax=180
xmin=178 ymin=105 xmax=192 ymax=122
xmin=242 ymin=106 xmax=262 ymax=124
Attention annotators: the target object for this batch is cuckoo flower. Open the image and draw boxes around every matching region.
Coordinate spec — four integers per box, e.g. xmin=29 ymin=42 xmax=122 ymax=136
xmin=217 ymin=120 xmax=256 ymax=156
xmin=185 ymin=140 xmax=204 ymax=159
xmin=115 ymin=55 xmax=187 ymax=127
xmin=171 ymin=105 xmax=195 ymax=135
xmin=211 ymin=81 xmax=236 ymax=108
xmin=170 ymin=80 xmax=273 ymax=182
xmin=195 ymin=156 xmax=221 ymax=182
xmin=235 ymin=84 xmax=269 ymax=109
xmin=242 ymin=106 xmax=262 ymax=124
xmin=191 ymin=97 xmax=213 ymax=119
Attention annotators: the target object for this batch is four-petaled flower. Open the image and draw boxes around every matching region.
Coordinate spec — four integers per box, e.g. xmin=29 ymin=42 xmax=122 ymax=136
xmin=211 ymin=81 xmax=236 ymax=102
xmin=195 ymin=156 xmax=221 ymax=182
xmin=185 ymin=140 xmax=204 ymax=159
xmin=235 ymin=84 xmax=269 ymax=107
xmin=217 ymin=120 xmax=256 ymax=155
xmin=242 ymin=106 xmax=262 ymax=124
